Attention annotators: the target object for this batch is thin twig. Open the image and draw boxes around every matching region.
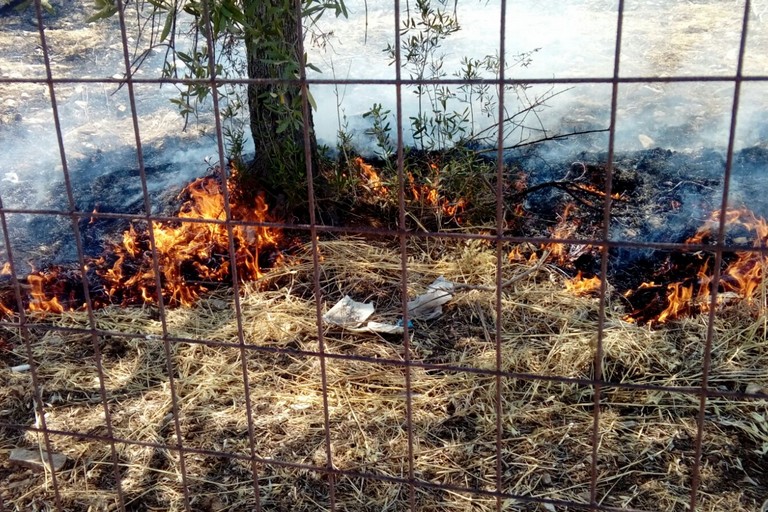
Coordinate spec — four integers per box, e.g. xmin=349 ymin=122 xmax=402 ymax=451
xmin=474 ymin=128 xmax=610 ymax=154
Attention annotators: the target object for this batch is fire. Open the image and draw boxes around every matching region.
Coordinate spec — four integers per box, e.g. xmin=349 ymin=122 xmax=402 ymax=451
xmin=565 ymin=271 xmax=602 ymax=296
xmin=547 ymin=203 xmax=582 ymax=265
xmin=684 ymin=208 xmax=768 ymax=303
xmin=27 ymin=273 xmax=65 ymax=313
xmin=626 ymin=208 xmax=768 ymax=324
xmin=0 ymin=171 xmax=283 ymax=316
xmin=24 ymin=267 xmax=85 ymax=314
xmin=508 ymin=244 xmax=541 ymax=264
xmin=508 ymin=246 xmax=525 ymax=262
xmin=352 ymin=157 xmax=467 ymax=220
xmin=408 ymin=172 xmax=435 ymax=205
xmin=573 ymin=182 xmax=622 ymax=202
xmin=354 ymin=157 xmax=389 ymax=196
xmin=406 ymin=169 xmax=467 ymax=221
xmin=97 ymin=174 xmax=282 ymax=307
xmin=656 ymin=282 xmax=694 ymax=323
xmin=688 ymin=209 xmax=768 ymax=301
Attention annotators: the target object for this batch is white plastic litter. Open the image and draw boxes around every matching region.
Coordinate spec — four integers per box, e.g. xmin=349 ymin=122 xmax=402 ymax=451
xmin=324 ymin=277 xmax=456 ymax=334
xmin=348 ymin=321 xmax=404 ymax=335
xmin=323 ymin=295 xmax=374 ymax=328
xmin=323 ymin=296 xmax=404 ymax=334
xmin=407 ymin=276 xmax=455 ymax=320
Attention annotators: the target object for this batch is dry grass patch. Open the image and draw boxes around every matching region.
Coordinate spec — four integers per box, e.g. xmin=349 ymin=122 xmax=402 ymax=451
xmin=1 ymin=238 xmax=767 ymax=511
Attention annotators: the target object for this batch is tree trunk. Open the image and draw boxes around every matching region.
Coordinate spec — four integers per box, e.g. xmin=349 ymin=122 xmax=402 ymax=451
xmin=243 ymin=0 xmax=317 ymax=204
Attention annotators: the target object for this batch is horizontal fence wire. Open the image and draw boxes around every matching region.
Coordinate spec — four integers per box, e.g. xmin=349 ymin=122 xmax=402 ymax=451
xmin=0 ymin=0 xmax=765 ymax=511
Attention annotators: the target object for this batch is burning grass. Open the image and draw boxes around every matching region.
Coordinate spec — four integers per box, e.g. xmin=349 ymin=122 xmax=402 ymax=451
xmin=2 ymin=155 xmax=768 ymax=511
xmin=2 ymin=239 xmax=767 ymax=511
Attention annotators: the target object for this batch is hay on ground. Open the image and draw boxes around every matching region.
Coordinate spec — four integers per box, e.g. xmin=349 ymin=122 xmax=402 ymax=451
xmin=1 ymin=238 xmax=767 ymax=511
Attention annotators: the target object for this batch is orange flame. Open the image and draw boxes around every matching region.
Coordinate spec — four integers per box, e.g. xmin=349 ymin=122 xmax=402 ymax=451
xmin=27 ymin=273 xmax=66 ymax=313
xmin=687 ymin=208 xmax=768 ymax=302
xmin=565 ymin=271 xmax=602 ymax=296
xmin=546 ymin=203 xmax=581 ymax=265
xmin=626 ymin=208 xmax=768 ymax=324
xmin=573 ymin=182 xmax=622 ymax=201
xmin=406 ymin=170 xmax=467 ymax=221
xmin=656 ymin=282 xmax=694 ymax=323
xmin=508 ymin=245 xmax=526 ymax=263
xmin=98 ymin=174 xmax=282 ymax=307
xmin=355 ymin=157 xmax=389 ymax=196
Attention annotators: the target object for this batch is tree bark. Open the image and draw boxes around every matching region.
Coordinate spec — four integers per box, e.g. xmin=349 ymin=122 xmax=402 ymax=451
xmin=243 ymin=0 xmax=317 ymax=204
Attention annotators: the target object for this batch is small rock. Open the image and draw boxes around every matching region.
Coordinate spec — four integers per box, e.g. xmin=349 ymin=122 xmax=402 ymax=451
xmin=9 ymin=448 xmax=67 ymax=472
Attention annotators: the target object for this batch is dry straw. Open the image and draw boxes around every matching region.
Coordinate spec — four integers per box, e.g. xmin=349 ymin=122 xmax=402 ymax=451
xmin=1 ymin=239 xmax=767 ymax=511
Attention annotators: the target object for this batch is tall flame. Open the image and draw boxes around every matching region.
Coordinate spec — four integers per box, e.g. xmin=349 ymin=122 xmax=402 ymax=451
xmin=98 ymin=174 xmax=282 ymax=307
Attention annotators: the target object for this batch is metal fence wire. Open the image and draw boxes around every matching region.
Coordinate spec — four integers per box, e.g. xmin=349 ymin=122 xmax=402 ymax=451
xmin=1 ymin=0 xmax=767 ymax=511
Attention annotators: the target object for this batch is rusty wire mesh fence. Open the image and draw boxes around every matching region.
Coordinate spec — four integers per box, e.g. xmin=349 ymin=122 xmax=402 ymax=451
xmin=1 ymin=0 xmax=767 ymax=511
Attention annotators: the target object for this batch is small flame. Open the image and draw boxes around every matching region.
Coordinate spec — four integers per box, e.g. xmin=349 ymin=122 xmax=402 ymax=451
xmin=686 ymin=209 xmax=768 ymax=302
xmin=407 ymin=170 xmax=467 ymax=221
xmin=508 ymin=245 xmax=526 ymax=262
xmin=355 ymin=157 xmax=389 ymax=196
xmin=656 ymin=282 xmax=694 ymax=323
xmin=565 ymin=271 xmax=602 ymax=296
xmin=27 ymin=273 xmax=66 ymax=313
xmin=546 ymin=203 xmax=581 ymax=265
xmin=573 ymin=182 xmax=622 ymax=201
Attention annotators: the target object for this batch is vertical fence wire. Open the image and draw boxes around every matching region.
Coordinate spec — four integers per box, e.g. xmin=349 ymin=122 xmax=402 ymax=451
xmin=1 ymin=0 xmax=766 ymax=511
xmin=295 ymin=0 xmax=339 ymax=508
xmin=199 ymin=1 xmax=266 ymax=508
xmin=689 ymin=1 xmax=753 ymax=510
xmin=589 ymin=0 xmax=626 ymax=508
xmin=493 ymin=1 xmax=508 ymax=511
xmin=31 ymin=0 xmax=129 ymax=505
xmin=393 ymin=0 xmax=418 ymax=508
xmin=113 ymin=0 xmax=194 ymax=509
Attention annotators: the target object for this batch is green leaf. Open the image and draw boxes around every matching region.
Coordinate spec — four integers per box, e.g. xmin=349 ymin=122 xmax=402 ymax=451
xmin=86 ymin=4 xmax=118 ymax=23
xmin=159 ymin=11 xmax=174 ymax=43
xmin=276 ymin=119 xmax=291 ymax=134
xmin=306 ymin=90 xmax=317 ymax=111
